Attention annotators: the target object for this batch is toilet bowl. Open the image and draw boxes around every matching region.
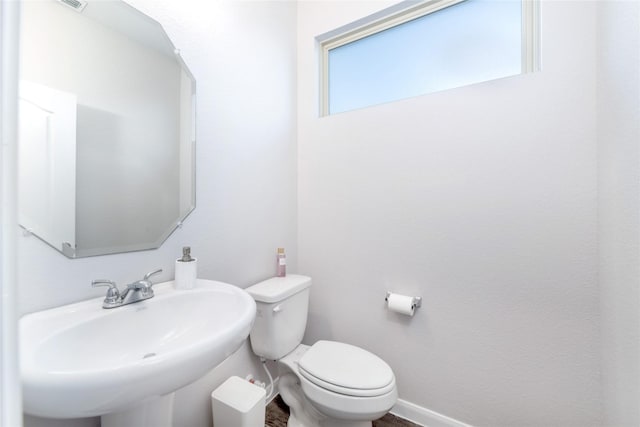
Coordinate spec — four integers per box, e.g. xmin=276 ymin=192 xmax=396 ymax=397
xmin=245 ymin=275 xmax=398 ymax=427
xmin=282 ymin=342 xmax=397 ymax=427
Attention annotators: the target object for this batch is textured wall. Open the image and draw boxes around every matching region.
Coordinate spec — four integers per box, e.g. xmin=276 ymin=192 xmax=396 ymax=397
xmin=18 ymin=0 xmax=297 ymax=320
xmin=20 ymin=0 xmax=297 ymax=426
xmin=597 ymin=1 xmax=640 ymax=425
xmin=18 ymin=1 xmax=640 ymax=427
xmin=297 ymin=1 xmax=602 ymax=425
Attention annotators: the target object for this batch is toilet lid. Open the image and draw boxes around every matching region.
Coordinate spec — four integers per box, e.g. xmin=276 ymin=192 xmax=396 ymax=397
xmin=298 ymin=341 xmax=395 ymax=397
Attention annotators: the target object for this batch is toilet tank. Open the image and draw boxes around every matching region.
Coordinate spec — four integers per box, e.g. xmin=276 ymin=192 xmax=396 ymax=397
xmin=245 ymin=275 xmax=311 ymax=360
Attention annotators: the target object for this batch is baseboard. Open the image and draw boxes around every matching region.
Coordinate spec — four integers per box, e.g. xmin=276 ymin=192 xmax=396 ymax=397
xmin=390 ymin=398 xmax=472 ymax=427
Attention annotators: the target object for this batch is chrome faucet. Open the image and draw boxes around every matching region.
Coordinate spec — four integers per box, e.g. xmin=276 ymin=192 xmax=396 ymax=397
xmin=92 ymin=269 xmax=163 ymax=309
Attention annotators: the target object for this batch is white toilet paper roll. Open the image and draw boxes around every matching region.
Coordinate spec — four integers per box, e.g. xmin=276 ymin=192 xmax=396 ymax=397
xmin=386 ymin=293 xmax=415 ymax=316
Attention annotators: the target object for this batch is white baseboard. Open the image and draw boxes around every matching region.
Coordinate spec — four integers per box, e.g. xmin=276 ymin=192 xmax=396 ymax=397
xmin=390 ymin=398 xmax=472 ymax=427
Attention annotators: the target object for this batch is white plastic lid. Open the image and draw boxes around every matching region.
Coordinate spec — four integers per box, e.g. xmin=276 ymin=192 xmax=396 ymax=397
xmin=245 ymin=275 xmax=311 ymax=303
xmin=211 ymin=376 xmax=265 ymax=412
xmin=298 ymin=341 xmax=394 ymax=393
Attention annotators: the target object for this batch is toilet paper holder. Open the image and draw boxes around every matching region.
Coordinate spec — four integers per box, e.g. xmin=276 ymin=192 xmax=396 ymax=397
xmin=385 ymin=292 xmax=422 ymax=309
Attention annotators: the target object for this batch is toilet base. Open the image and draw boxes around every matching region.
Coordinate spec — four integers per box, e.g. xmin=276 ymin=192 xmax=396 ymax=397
xmin=279 ymin=374 xmax=322 ymax=427
xmin=286 ymin=414 xmax=371 ymax=427
xmin=317 ymin=420 xmax=371 ymax=427
xmin=279 ymin=373 xmax=374 ymax=427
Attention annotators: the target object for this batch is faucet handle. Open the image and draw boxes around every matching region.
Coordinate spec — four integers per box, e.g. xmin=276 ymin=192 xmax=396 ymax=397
xmin=92 ymin=279 xmax=117 ymax=290
xmin=91 ymin=279 xmax=120 ymax=305
xmin=143 ymin=269 xmax=163 ymax=281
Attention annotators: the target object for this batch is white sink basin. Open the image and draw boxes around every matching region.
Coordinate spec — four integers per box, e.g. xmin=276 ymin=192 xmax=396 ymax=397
xmin=20 ymin=279 xmax=256 ymax=419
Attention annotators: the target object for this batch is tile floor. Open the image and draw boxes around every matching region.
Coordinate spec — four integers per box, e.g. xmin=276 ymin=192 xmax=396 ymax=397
xmin=265 ymin=395 xmax=421 ymax=427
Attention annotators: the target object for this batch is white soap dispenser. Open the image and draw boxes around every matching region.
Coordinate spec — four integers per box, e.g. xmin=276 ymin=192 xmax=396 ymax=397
xmin=175 ymin=246 xmax=197 ymax=289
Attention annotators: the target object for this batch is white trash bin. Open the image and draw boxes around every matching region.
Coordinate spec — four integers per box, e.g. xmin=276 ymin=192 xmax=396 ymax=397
xmin=211 ymin=376 xmax=266 ymax=427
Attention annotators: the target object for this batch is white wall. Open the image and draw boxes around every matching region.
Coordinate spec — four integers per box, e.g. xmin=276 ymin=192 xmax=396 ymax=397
xmin=1 ymin=1 xmax=23 ymax=425
xmin=17 ymin=1 xmax=640 ymax=427
xmin=19 ymin=0 xmax=297 ymax=426
xmin=297 ymin=1 xmax=602 ymax=426
xmin=597 ymin=1 xmax=640 ymax=426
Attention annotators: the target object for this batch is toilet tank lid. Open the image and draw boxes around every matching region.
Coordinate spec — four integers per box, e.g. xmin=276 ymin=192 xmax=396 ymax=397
xmin=245 ymin=275 xmax=311 ymax=303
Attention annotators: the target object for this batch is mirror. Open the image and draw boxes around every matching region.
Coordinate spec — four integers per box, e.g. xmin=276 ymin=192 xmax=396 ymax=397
xmin=18 ymin=0 xmax=195 ymax=258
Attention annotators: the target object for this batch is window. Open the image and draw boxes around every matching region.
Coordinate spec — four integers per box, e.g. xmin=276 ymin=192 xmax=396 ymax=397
xmin=319 ymin=0 xmax=540 ymax=116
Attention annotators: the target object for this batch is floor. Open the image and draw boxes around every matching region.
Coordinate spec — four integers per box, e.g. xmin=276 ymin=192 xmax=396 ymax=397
xmin=265 ymin=395 xmax=421 ymax=427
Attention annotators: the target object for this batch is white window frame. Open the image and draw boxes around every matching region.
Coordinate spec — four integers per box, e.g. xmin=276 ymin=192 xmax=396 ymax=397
xmin=317 ymin=0 xmax=540 ymax=116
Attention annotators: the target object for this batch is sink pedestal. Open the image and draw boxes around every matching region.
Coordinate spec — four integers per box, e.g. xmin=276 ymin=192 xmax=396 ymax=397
xmin=102 ymin=393 xmax=175 ymax=427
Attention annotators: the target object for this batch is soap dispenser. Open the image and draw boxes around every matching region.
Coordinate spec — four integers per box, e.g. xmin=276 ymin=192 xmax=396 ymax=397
xmin=175 ymin=246 xmax=197 ymax=289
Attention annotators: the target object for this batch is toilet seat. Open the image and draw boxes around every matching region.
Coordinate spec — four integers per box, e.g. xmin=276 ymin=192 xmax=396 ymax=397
xmin=298 ymin=340 xmax=395 ymax=397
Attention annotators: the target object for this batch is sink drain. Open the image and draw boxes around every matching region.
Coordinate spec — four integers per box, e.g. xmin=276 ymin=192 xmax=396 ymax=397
xmin=142 ymin=352 xmax=157 ymax=359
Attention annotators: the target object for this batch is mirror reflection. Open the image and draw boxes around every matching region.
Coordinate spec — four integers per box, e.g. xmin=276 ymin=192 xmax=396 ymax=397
xmin=19 ymin=0 xmax=196 ymax=258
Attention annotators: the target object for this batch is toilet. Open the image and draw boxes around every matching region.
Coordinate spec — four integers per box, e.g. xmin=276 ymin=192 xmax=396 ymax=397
xmin=245 ymin=275 xmax=397 ymax=427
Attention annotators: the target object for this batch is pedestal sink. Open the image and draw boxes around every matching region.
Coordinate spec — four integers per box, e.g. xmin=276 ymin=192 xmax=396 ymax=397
xmin=20 ymin=279 xmax=256 ymax=425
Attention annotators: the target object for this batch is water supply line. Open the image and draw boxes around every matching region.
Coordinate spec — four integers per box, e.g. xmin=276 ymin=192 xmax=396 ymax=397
xmin=260 ymin=357 xmax=274 ymax=401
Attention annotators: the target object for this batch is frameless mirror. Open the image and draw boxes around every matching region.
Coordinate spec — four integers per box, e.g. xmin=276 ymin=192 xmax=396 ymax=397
xmin=19 ymin=0 xmax=196 ymax=258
